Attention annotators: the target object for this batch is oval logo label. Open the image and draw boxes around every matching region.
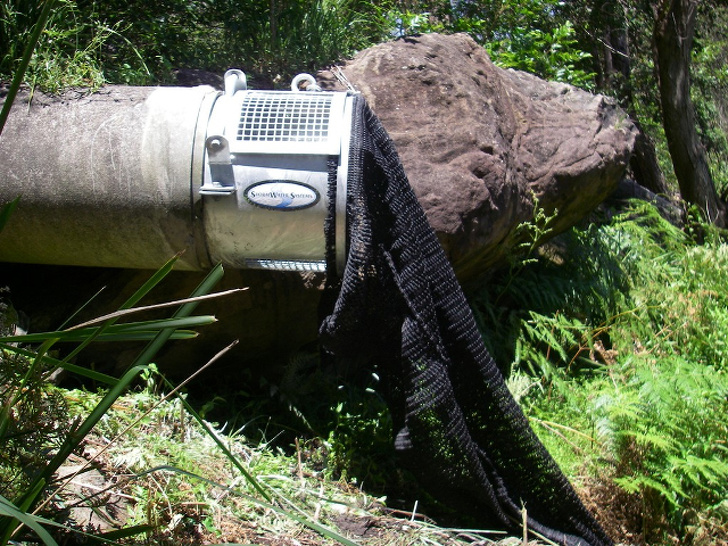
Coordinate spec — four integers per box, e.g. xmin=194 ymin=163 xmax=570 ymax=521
xmin=244 ymin=181 xmax=320 ymax=211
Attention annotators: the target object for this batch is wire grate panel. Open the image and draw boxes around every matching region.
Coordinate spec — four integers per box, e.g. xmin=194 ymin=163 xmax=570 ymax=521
xmin=237 ymin=93 xmax=333 ymax=143
xmin=245 ymin=258 xmax=326 ymax=272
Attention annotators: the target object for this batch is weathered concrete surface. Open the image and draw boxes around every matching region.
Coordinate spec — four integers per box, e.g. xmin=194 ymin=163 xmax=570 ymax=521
xmin=0 ymin=85 xmax=215 ymax=270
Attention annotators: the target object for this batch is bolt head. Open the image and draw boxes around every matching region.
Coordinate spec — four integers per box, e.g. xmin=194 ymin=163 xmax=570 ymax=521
xmin=208 ymin=138 xmax=224 ymax=151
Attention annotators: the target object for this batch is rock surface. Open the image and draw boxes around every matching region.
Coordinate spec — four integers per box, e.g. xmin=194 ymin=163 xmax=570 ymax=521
xmin=318 ymin=33 xmax=637 ymax=279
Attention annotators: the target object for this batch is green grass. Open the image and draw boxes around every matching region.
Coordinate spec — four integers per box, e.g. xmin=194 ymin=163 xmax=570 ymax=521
xmin=0 ymin=259 xmax=245 ymax=545
xmin=0 ymin=0 xmax=379 ymax=91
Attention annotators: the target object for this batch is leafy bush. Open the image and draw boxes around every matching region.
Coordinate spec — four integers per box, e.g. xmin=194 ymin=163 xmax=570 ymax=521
xmin=478 ymin=202 xmax=728 ymax=544
xmin=1 ymin=0 xmax=378 ymax=90
xmin=484 ymin=20 xmax=595 ymax=89
xmin=1 ymin=0 xmax=111 ymax=92
xmin=375 ymin=0 xmax=596 ymax=89
xmin=208 ymin=0 xmax=372 ymax=85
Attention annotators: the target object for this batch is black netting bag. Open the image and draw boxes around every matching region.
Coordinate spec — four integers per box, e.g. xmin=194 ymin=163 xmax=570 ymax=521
xmin=320 ymin=96 xmax=612 ymax=546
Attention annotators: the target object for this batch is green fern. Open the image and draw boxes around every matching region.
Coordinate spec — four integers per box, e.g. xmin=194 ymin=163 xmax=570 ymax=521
xmin=514 ymin=311 xmax=593 ymax=380
xmin=594 ymin=355 xmax=728 ymax=531
xmin=473 ymin=200 xmax=728 ymax=543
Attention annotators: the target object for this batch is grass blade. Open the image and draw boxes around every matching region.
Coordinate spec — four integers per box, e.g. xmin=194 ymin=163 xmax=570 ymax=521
xmin=0 ymin=329 xmax=201 ymax=344
xmin=100 ymin=315 xmax=217 ymax=333
xmin=0 ymin=490 xmax=57 ymax=546
xmin=56 ymin=285 xmax=106 ymax=330
xmin=70 ymin=288 xmax=245 ymax=329
xmin=126 ymin=263 xmax=226 ymax=371
xmin=119 ymin=254 xmax=181 ymax=310
xmin=0 ymin=316 xmax=216 ymax=344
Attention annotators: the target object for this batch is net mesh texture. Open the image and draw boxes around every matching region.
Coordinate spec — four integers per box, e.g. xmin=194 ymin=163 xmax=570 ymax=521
xmin=320 ymin=96 xmax=613 ymax=546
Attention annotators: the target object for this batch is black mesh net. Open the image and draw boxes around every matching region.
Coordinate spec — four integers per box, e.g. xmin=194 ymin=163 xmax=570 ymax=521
xmin=320 ymin=96 xmax=612 ymax=546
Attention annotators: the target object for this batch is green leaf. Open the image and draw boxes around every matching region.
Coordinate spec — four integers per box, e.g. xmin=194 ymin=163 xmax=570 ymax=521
xmin=0 ymin=491 xmax=57 ymax=546
xmin=0 ymin=316 xmax=215 ymax=344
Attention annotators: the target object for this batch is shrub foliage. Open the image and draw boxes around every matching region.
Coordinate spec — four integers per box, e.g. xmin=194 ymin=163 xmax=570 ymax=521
xmin=472 ymin=203 xmax=728 ymax=544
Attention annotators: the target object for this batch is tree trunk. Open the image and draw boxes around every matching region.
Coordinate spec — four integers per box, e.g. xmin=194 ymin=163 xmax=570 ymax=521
xmin=630 ymin=122 xmax=670 ymax=195
xmin=589 ymin=0 xmax=669 ymax=195
xmin=653 ymin=0 xmax=726 ymax=225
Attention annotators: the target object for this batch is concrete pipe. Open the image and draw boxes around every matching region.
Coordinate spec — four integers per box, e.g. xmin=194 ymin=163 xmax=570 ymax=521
xmin=0 ymin=71 xmax=353 ymax=272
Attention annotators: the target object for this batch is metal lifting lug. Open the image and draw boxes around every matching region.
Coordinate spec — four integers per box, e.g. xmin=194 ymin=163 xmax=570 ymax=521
xmin=205 ymin=135 xmax=231 ymax=165
xmin=200 ymin=135 xmax=235 ymax=195
xmin=291 ymin=73 xmax=322 ymax=92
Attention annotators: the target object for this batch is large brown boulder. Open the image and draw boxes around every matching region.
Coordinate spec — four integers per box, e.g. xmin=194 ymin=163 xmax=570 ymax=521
xmin=318 ymin=33 xmax=637 ymax=279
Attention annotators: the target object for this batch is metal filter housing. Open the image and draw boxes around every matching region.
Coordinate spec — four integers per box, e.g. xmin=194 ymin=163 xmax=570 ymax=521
xmin=200 ymin=70 xmax=354 ymax=273
xmin=0 ymin=70 xmax=353 ymax=273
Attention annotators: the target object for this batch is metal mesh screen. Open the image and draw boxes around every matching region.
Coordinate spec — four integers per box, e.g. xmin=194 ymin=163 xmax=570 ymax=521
xmin=244 ymin=258 xmax=326 ymax=272
xmin=237 ymin=93 xmax=332 ymax=143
